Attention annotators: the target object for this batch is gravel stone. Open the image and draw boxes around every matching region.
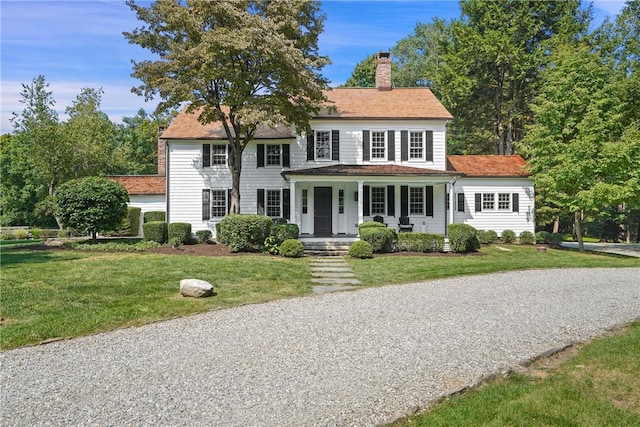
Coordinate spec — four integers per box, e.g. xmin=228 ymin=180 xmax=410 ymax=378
xmin=2 ymin=268 xmax=639 ymax=426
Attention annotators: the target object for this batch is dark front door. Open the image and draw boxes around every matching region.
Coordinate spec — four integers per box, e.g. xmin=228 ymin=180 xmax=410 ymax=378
xmin=314 ymin=187 xmax=332 ymax=236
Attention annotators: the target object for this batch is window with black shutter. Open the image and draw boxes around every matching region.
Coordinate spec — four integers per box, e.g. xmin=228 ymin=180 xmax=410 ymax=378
xmin=400 ymin=130 xmax=408 ymax=161
xmin=387 ymin=130 xmax=395 ymax=161
xmin=475 ymin=193 xmax=482 ymax=212
xmin=282 ymin=144 xmax=290 ymax=168
xmin=257 ymin=189 xmax=265 ymax=215
xmin=400 ymin=186 xmax=409 ymax=217
xmin=331 ymin=130 xmax=340 ymax=161
xmin=307 ymin=133 xmax=315 ymax=161
xmin=283 ymin=189 xmax=290 ymax=219
xmin=202 ymin=144 xmax=211 ymax=168
xmin=425 ymin=131 xmax=433 ymax=162
xmin=363 ymin=130 xmax=370 ymax=161
xmin=425 ymin=186 xmax=434 ymax=217
xmin=257 ymin=144 xmax=265 ymax=168
xmin=512 ymin=193 xmax=519 ymax=212
xmin=202 ymin=189 xmax=210 ymax=220
xmin=457 ymin=193 xmax=465 ymax=212
xmin=387 ymin=185 xmax=395 ymax=216
xmin=363 ymin=185 xmax=370 ymax=216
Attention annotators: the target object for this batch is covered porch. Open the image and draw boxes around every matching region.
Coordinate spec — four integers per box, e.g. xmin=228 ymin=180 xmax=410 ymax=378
xmin=283 ymin=165 xmax=462 ymax=237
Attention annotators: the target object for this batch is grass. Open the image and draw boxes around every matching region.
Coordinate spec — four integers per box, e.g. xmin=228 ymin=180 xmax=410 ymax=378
xmin=347 ymin=244 xmax=639 ymax=287
xmin=0 ymin=239 xmax=43 ymax=247
xmin=397 ymin=322 xmax=640 ymax=426
xmin=1 ymin=244 xmax=638 ymax=349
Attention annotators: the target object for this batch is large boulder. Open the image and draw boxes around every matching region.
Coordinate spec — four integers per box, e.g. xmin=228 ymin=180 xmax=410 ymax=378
xmin=180 ymin=279 xmax=214 ymax=298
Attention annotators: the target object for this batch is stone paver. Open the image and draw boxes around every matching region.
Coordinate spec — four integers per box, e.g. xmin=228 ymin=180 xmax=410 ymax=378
xmin=310 ymin=256 xmax=360 ymax=293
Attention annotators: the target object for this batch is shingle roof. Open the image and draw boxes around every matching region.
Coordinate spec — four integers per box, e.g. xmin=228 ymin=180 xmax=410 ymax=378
xmin=446 ymin=155 xmax=530 ymax=177
xmin=319 ymin=87 xmax=453 ymax=120
xmin=110 ymin=176 xmax=166 ymax=195
xmin=285 ymin=164 xmax=458 ymax=177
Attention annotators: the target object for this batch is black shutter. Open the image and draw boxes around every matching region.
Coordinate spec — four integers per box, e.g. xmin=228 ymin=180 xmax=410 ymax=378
xmin=283 ymin=189 xmax=290 ymax=219
xmin=513 ymin=193 xmax=519 ymax=212
xmin=282 ymin=144 xmax=290 ymax=168
xmin=475 ymin=193 xmax=482 ymax=212
xmin=202 ymin=189 xmax=210 ymax=220
xmin=363 ymin=185 xmax=370 ymax=217
xmin=387 ymin=130 xmax=395 ymax=161
xmin=203 ymin=144 xmax=210 ymax=167
xmin=457 ymin=193 xmax=465 ymax=212
xmin=227 ymin=189 xmax=232 ymax=214
xmin=332 ymin=130 xmax=340 ymax=161
xmin=307 ymin=132 xmax=314 ymax=161
xmin=387 ymin=185 xmax=395 ymax=217
xmin=401 ymin=130 xmax=408 ymax=161
xmin=400 ymin=186 xmax=409 ymax=217
xmin=363 ymin=130 xmax=370 ymax=161
xmin=257 ymin=144 xmax=265 ymax=168
xmin=257 ymin=189 xmax=265 ymax=214
xmin=426 ymin=131 xmax=433 ymax=162
xmin=426 ymin=186 xmax=434 ymax=217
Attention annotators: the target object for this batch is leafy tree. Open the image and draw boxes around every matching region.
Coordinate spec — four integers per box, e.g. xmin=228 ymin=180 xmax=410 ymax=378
xmin=521 ymin=41 xmax=640 ymax=251
xmin=55 ymin=177 xmax=129 ymax=241
xmin=124 ymin=0 xmax=331 ymax=213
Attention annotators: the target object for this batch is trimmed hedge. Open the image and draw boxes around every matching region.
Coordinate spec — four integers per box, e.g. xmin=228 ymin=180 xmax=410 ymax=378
xmin=448 ymin=223 xmax=480 ymax=253
xmin=143 ymin=221 xmax=168 ymax=244
xmin=501 ymin=229 xmax=517 ymax=243
xmin=279 ymin=239 xmax=304 ymax=258
xmin=270 ymin=223 xmax=300 ymax=245
xmin=397 ymin=232 xmax=444 ymax=252
xmin=125 ymin=207 xmax=141 ymax=236
xmin=144 ymin=211 xmax=166 ymax=223
xmin=519 ymin=231 xmax=535 ymax=245
xmin=359 ymin=227 xmax=396 ymax=253
xmin=536 ymin=231 xmax=550 ymax=244
xmin=217 ymin=214 xmax=272 ymax=252
xmin=168 ymin=222 xmax=192 ymax=245
xmin=358 ymin=221 xmax=386 ymax=231
xmin=349 ymin=240 xmax=373 ymax=259
xmin=535 ymin=231 xmax=563 ymax=247
xmin=196 ymin=229 xmax=212 ymax=244
xmin=477 ymin=230 xmax=498 ymax=244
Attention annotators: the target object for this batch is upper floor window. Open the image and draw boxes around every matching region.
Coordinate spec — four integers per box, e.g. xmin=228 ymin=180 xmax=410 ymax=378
xmin=315 ymin=131 xmax=331 ymax=160
xmin=203 ymin=143 xmax=227 ymax=167
xmin=266 ymin=144 xmax=281 ymax=166
xmin=371 ymin=131 xmax=386 ymax=160
xmin=409 ymin=132 xmax=424 ymax=160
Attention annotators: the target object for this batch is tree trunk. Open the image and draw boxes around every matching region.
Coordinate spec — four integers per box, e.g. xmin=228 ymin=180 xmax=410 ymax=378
xmin=228 ymin=142 xmax=242 ymax=214
xmin=574 ymin=211 xmax=584 ymax=252
xmin=552 ymin=217 xmax=560 ymax=234
xmin=506 ymin=118 xmax=514 ymax=155
xmin=49 ymin=178 xmax=64 ymax=229
xmin=91 ymin=230 xmax=98 ymax=241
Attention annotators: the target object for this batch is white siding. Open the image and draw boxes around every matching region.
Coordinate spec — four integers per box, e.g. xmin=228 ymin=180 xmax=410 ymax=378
xmin=453 ymin=178 xmax=535 ymax=235
xmin=127 ymin=195 xmax=165 ymax=237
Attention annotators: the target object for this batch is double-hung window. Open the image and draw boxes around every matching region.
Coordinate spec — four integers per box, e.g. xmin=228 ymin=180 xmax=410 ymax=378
xmin=210 ymin=190 xmax=227 ymax=218
xmin=409 ymin=132 xmax=424 ymax=160
xmin=409 ymin=187 xmax=424 ymax=215
xmin=482 ymin=193 xmax=495 ymax=211
xmin=498 ymin=193 xmax=511 ymax=211
xmin=266 ymin=190 xmax=281 ymax=217
xmin=371 ymin=131 xmax=386 ymax=160
xmin=203 ymin=144 xmax=227 ymax=167
xmin=315 ymin=131 xmax=331 ymax=160
xmin=371 ymin=187 xmax=386 ymax=214
xmin=266 ymin=144 xmax=281 ymax=166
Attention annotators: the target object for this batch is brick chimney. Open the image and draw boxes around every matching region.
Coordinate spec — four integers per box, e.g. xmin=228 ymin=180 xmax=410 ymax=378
xmin=375 ymin=52 xmax=392 ymax=91
xmin=157 ymin=126 xmax=167 ymax=176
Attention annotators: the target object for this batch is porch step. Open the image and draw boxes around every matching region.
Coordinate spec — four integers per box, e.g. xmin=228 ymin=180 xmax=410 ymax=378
xmin=301 ymin=240 xmax=354 ymax=256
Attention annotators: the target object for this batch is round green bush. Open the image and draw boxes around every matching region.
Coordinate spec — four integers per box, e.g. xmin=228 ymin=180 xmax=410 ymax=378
xmin=501 ymin=229 xmax=516 ymax=243
xmin=360 ymin=227 xmax=397 ymax=253
xmin=279 ymin=239 xmax=304 ymax=258
xmin=196 ymin=229 xmax=213 ymax=244
xmin=547 ymin=232 xmax=564 ymax=247
xmin=535 ymin=231 xmax=550 ymax=244
xmin=358 ymin=221 xmax=386 ymax=231
xmin=519 ymin=231 xmax=535 ymax=245
xmin=477 ymin=230 xmax=498 ymax=244
xmin=270 ymin=223 xmax=299 ymax=244
xmin=168 ymin=222 xmax=192 ymax=245
xmin=349 ymin=240 xmax=373 ymax=258
xmin=448 ymin=223 xmax=480 ymax=253
xmin=143 ymin=221 xmax=168 ymax=244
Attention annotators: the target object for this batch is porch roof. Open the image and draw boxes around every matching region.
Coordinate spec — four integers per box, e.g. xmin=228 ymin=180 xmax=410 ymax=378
xmin=284 ymin=164 xmax=461 ymax=178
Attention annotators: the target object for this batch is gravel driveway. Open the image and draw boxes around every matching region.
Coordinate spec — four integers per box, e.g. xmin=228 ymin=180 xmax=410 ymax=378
xmin=2 ymin=268 xmax=639 ymax=426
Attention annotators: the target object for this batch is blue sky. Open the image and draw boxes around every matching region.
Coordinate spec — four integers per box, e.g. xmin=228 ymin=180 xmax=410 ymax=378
xmin=0 ymin=0 xmax=626 ymax=134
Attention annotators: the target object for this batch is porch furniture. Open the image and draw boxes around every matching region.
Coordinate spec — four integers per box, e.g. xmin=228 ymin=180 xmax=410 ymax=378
xmin=373 ymin=215 xmax=387 ymax=226
xmin=398 ymin=216 xmax=414 ymax=232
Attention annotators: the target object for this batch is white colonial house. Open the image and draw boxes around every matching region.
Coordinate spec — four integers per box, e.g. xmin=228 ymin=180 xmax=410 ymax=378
xmin=116 ymin=53 xmax=534 ymax=240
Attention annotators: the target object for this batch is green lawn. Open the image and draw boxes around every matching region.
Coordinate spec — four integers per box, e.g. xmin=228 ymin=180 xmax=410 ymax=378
xmin=1 ymin=244 xmax=638 ymax=349
xmin=397 ymin=322 xmax=640 ymax=426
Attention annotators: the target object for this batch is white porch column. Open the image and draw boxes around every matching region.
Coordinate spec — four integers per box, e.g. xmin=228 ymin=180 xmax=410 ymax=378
xmin=357 ymin=181 xmax=364 ymax=231
xmin=289 ymin=180 xmax=297 ymax=225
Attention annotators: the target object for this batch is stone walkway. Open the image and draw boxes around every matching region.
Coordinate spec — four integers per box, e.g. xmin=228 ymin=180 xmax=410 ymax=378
xmin=310 ymin=256 xmax=360 ymax=294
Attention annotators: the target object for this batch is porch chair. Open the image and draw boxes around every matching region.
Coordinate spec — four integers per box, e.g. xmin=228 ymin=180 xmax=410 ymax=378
xmin=373 ymin=215 xmax=387 ymax=226
xmin=398 ymin=216 xmax=414 ymax=232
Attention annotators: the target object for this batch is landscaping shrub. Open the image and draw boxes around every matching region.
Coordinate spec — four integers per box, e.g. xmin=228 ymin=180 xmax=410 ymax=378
xmin=13 ymin=229 xmax=29 ymax=240
xmin=168 ymin=222 xmax=192 ymax=245
xmin=519 ymin=231 xmax=535 ymax=245
xmin=1 ymin=232 xmax=16 ymax=241
xmin=359 ymin=227 xmax=396 ymax=253
xmin=536 ymin=231 xmax=550 ymax=244
xmin=125 ymin=207 xmax=141 ymax=236
xmin=358 ymin=221 xmax=386 ymax=231
xmin=396 ymin=233 xmax=444 ymax=252
xmin=271 ymin=217 xmax=288 ymax=226
xmin=217 ymin=214 xmax=272 ymax=252
xmin=477 ymin=230 xmax=498 ymax=244
xmin=270 ymin=223 xmax=300 ymax=245
xmin=349 ymin=240 xmax=373 ymax=259
xmin=279 ymin=239 xmax=304 ymax=258
xmin=547 ymin=232 xmax=564 ymax=247
xmin=143 ymin=221 xmax=168 ymax=244
xmin=144 ymin=211 xmax=166 ymax=223
xmin=263 ymin=235 xmax=280 ymax=255
xmin=448 ymin=223 xmax=480 ymax=253
xmin=196 ymin=229 xmax=213 ymax=244
xmin=31 ymin=228 xmax=42 ymax=239
xmin=61 ymin=240 xmax=160 ymax=252
xmin=501 ymin=229 xmax=516 ymax=243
